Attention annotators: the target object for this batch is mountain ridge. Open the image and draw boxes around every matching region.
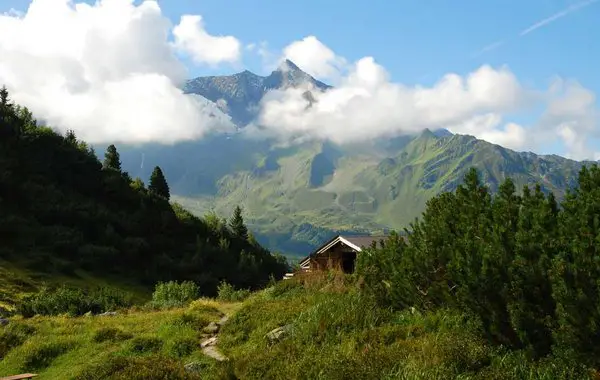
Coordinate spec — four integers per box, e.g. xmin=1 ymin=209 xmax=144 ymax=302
xmin=117 ymin=62 xmax=593 ymax=257
xmin=183 ymin=59 xmax=329 ymax=126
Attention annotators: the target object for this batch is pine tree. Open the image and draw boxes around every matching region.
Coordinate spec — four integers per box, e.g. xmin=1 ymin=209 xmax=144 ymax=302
xmin=103 ymin=144 xmax=121 ymax=171
xmin=552 ymin=164 xmax=600 ymax=360
xmin=508 ymin=184 xmax=557 ymax=357
xmin=148 ymin=166 xmax=170 ymax=200
xmin=229 ymin=205 xmax=248 ymax=240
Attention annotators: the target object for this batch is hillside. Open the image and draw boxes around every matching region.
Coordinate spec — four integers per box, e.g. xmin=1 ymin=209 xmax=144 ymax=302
xmin=116 ymin=62 xmax=590 ymax=257
xmin=3 ymin=158 xmax=600 ymax=378
xmin=0 ymin=87 xmax=287 ymax=310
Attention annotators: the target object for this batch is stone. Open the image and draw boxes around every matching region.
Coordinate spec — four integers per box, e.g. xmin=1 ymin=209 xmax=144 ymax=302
xmin=202 ymin=345 xmax=227 ymax=361
xmin=203 ymin=321 xmax=220 ymax=334
xmin=0 ymin=318 xmax=9 ymax=326
xmin=265 ymin=324 xmax=292 ymax=343
xmin=184 ymin=361 xmax=207 ymax=374
xmin=200 ymin=336 xmax=218 ymax=348
xmin=217 ymin=315 xmax=229 ymax=326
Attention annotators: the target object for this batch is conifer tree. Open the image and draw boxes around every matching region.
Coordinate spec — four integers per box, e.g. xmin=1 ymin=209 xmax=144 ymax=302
xmin=552 ymin=164 xmax=600 ymax=359
xmin=103 ymin=144 xmax=121 ymax=171
xmin=508 ymin=184 xmax=557 ymax=357
xmin=229 ymin=205 xmax=249 ymax=240
xmin=148 ymin=166 xmax=170 ymax=200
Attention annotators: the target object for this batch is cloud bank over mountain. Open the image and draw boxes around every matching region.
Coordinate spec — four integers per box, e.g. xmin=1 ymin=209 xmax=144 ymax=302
xmin=0 ymin=0 xmax=598 ymax=159
xmin=254 ymin=36 xmax=598 ymax=159
xmin=0 ymin=0 xmax=235 ymax=144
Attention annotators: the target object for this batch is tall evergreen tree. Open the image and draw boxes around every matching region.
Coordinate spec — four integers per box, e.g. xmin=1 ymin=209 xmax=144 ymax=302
xmin=507 ymin=184 xmax=557 ymax=357
xmin=103 ymin=144 xmax=121 ymax=171
xmin=552 ymin=164 xmax=600 ymax=361
xmin=229 ymin=205 xmax=249 ymax=240
xmin=149 ymin=166 xmax=170 ymax=200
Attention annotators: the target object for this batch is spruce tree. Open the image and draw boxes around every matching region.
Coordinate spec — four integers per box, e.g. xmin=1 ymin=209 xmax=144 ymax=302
xmin=229 ymin=205 xmax=249 ymax=240
xmin=508 ymin=184 xmax=557 ymax=357
xmin=552 ymin=164 xmax=600 ymax=360
xmin=103 ymin=144 xmax=121 ymax=171
xmin=148 ymin=166 xmax=170 ymax=200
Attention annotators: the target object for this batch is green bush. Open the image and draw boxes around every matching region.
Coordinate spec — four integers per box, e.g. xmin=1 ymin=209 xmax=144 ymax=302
xmin=74 ymin=355 xmax=198 ymax=380
xmin=170 ymin=312 xmax=211 ymax=331
xmin=167 ymin=337 xmax=197 ymax=358
xmin=0 ymin=323 xmax=36 ymax=358
xmin=217 ymin=281 xmax=251 ymax=302
xmin=17 ymin=285 xmax=133 ymax=317
xmin=148 ymin=281 xmax=200 ymax=309
xmin=21 ymin=340 xmax=74 ymax=370
xmin=92 ymin=327 xmax=133 ymax=343
xmin=127 ymin=336 xmax=163 ymax=354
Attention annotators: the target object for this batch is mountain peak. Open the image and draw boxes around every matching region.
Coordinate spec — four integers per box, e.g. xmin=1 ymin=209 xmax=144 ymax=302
xmin=278 ymin=59 xmax=301 ymax=72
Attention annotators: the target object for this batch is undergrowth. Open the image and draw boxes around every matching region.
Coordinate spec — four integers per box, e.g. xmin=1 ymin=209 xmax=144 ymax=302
xmin=218 ymin=271 xmax=596 ymax=380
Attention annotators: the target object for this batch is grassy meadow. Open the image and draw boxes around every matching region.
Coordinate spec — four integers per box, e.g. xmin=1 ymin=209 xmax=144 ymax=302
xmin=0 ymin=270 xmax=597 ymax=379
xmin=0 ymin=298 xmax=239 ymax=379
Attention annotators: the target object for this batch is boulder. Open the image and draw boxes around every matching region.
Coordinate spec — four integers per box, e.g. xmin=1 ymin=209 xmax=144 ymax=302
xmin=265 ymin=324 xmax=292 ymax=343
xmin=203 ymin=321 xmax=220 ymax=334
xmin=184 ymin=361 xmax=207 ymax=374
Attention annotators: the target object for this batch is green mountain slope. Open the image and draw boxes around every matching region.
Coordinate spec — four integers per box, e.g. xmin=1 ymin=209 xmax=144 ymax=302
xmin=117 ymin=62 xmax=590 ymax=258
xmin=172 ymin=130 xmax=586 ymax=257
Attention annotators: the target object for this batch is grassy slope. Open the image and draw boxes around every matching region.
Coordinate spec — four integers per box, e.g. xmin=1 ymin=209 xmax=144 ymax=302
xmin=0 ymin=299 xmax=239 ymax=379
xmin=0 ymin=260 xmax=150 ymax=313
xmin=217 ymin=273 xmax=591 ymax=380
xmin=1 ymin=274 xmax=592 ymax=379
xmin=174 ymin=132 xmax=585 ymax=256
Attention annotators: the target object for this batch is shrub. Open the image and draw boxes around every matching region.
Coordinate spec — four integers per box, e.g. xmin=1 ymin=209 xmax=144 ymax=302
xmin=21 ymin=340 xmax=74 ymax=370
xmin=217 ymin=281 xmax=251 ymax=302
xmin=0 ymin=323 xmax=36 ymax=358
xmin=169 ymin=312 xmax=211 ymax=331
xmin=188 ymin=298 xmax=221 ymax=314
xmin=92 ymin=327 xmax=133 ymax=343
xmin=17 ymin=285 xmax=133 ymax=317
xmin=149 ymin=281 xmax=200 ymax=309
xmin=167 ymin=337 xmax=197 ymax=358
xmin=127 ymin=336 xmax=163 ymax=354
xmin=74 ymin=355 xmax=197 ymax=380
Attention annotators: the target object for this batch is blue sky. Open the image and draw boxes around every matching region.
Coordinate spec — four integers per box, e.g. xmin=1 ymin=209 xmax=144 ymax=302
xmin=4 ymin=0 xmax=599 ymax=86
xmin=171 ymin=0 xmax=600 ymax=88
xmin=0 ymin=0 xmax=599 ymax=158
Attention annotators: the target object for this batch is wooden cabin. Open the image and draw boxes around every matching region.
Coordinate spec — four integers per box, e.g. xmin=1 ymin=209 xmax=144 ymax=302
xmin=296 ymin=234 xmax=388 ymax=274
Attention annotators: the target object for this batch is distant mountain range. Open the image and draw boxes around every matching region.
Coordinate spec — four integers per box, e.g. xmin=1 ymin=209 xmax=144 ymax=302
xmin=183 ymin=59 xmax=329 ymax=126
xmin=117 ymin=60 xmax=592 ymax=258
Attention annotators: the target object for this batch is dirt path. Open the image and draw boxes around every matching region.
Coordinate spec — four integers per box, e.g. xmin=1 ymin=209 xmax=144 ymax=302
xmin=200 ymin=312 xmax=231 ymax=361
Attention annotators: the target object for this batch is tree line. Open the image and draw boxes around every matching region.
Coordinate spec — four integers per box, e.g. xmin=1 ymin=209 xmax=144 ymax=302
xmin=0 ymin=86 xmax=288 ymax=295
xmin=357 ymin=166 xmax=600 ymax=368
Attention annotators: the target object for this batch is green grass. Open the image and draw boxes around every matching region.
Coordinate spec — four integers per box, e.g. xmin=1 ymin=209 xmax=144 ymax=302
xmin=0 ymin=260 xmax=150 ymax=313
xmin=1 ymin=273 xmax=595 ymax=379
xmin=0 ymin=299 xmax=237 ymax=379
xmin=217 ymin=272 xmax=595 ymax=380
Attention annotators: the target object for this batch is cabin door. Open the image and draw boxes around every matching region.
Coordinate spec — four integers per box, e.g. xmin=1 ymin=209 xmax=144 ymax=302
xmin=341 ymin=251 xmax=357 ymax=273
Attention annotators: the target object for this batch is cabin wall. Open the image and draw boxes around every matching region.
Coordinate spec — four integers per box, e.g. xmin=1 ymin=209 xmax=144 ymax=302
xmin=312 ymin=243 xmax=357 ymax=273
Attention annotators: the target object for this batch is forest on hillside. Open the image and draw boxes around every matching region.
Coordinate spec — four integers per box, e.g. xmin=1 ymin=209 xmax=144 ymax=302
xmin=357 ymin=165 xmax=600 ymax=370
xmin=0 ymin=86 xmax=288 ymax=297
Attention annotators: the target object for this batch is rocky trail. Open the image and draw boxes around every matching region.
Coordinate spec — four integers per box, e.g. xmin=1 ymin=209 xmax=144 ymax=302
xmin=200 ymin=314 xmax=229 ymax=361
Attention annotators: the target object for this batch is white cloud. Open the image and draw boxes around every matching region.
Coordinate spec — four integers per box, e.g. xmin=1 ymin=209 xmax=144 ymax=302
xmin=282 ymin=36 xmax=347 ymax=82
xmin=172 ymin=14 xmax=241 ymax=66
xmin=0 ymin=0 xmax=234 ymax=145
xmin=542 ymin=79 xmax=599 ymax=160
xmin=252 ymin=36 xmax=600 ymax=160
